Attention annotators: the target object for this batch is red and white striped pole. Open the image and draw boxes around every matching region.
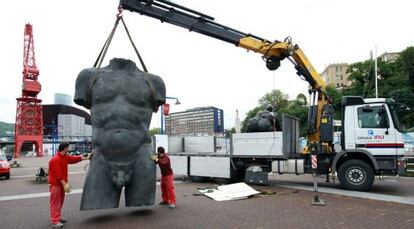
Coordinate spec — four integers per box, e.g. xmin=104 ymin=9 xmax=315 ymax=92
xmin=311 ymin=155 xmax=318 ymax=170
xmin=310 ymin=154 xmax=325 ymax=205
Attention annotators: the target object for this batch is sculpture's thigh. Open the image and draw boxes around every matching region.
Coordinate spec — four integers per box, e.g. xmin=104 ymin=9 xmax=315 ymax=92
xmin=125 ymin=143 xmax=156 ymax=207
xmin=80 ymin=152 xmax=122 ymax=210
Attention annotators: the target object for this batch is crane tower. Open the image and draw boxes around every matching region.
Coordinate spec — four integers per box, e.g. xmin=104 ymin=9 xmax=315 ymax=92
xmin=14 ymin=24 xmax=44 ymax=158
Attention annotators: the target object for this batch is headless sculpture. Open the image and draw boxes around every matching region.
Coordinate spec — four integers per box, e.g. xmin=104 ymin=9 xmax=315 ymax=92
xmin=246 ymin=105 xmax=282 ymax=132
xmin=74 ymin=58 xmax=165 ymax=210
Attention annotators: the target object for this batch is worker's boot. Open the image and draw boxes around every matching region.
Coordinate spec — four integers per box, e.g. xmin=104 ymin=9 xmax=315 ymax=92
xmin=50 ymin=222 xmax=64 ymax=228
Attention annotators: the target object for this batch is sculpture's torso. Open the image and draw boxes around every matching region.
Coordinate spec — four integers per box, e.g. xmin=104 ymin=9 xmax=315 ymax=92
xmin=90 ymin=62 xmax=154 ymax=162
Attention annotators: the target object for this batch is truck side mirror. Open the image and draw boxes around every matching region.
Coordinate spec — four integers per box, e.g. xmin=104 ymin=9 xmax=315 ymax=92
xmin=378 ymin=106 xmax=387 ymax=115
xmin=379 ymin=106 xmax=390 ymax=132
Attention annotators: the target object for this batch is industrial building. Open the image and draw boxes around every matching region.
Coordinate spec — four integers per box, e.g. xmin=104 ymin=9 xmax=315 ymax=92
xmin=42 ymin=104 xmax=91 ymax=137
xmin=165 ymin=106 xmax=224 ymax=136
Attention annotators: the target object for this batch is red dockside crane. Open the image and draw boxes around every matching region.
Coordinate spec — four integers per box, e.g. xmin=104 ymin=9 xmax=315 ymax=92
xmin=14 ymin=23 xmax=44 ymax=158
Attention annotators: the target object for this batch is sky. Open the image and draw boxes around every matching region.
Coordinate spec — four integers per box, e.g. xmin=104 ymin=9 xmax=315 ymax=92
xmin=0 ymin=0 xmax=413 ymax=130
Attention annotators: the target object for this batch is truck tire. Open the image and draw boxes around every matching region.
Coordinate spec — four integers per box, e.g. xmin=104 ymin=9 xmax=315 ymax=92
xmin=5 ymin=173 xmax=10 ymax=180
xmin=338 ymin=159 xmax=374 ymax=191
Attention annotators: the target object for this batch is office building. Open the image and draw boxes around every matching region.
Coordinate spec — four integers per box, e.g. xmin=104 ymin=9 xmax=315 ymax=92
xmin=165 ymin=106 xmax=224 ymax=136
xmin=321 ymin=63 xmax=350 ymax=89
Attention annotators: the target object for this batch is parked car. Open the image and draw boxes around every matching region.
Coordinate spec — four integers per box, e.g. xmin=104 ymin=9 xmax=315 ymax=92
xmin=0 ymin=152 xmax=11 ymax=179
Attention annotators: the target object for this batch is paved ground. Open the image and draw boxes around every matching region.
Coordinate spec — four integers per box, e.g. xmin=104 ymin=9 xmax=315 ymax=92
xmin=1 ymin=157 xmax=414 ymax=229
xmin=269 ymin=173 xmax=414 ymax=197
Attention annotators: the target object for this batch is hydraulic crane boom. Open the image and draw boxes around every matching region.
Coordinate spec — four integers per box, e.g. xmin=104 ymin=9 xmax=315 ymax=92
xmin=120 ymin=0 xmax=332 ymax=150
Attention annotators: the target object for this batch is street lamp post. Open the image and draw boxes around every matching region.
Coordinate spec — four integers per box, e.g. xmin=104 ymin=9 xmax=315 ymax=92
xmin=160 ymin=96 xmax=181 ymax=134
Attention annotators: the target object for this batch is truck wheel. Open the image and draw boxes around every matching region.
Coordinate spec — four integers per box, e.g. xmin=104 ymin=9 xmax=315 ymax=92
xmin=338 ymin=159 xmax=374 ymax=191
xmin=189 ymin=176 xmax=209 ymax=182
xmin=5 ymin=173 xmax=10 ymax=179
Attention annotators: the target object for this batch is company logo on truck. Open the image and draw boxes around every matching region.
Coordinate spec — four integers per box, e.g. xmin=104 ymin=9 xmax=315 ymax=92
xmin=357 ymin=130 xmax=384 ymax=141
xmin=356 ymin=130 xmax=404 ymax=148
xmin=368 ymin=130 xmax=374 ymax=137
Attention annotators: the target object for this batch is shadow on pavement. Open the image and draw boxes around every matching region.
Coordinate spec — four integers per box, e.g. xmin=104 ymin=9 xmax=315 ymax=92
xmin=127 ymin=209 xmax=154 ymax=217
xmin=83 ymin=214 xmax=118 ymax=224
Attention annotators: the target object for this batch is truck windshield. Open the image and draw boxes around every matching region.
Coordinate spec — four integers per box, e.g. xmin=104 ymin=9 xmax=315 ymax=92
xmin=388 ymin=103 xmax=409 ymax=132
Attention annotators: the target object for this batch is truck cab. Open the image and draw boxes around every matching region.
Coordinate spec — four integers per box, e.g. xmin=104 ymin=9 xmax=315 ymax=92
xmin=334 ymin=96 xmax=406 ymax=190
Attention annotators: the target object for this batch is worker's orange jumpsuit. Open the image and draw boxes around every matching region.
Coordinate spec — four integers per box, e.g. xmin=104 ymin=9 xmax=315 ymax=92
xmin=158 ymin=154 xmax=176 ymax=204
xmin=48 ymin=153 xmax=82 ymax=224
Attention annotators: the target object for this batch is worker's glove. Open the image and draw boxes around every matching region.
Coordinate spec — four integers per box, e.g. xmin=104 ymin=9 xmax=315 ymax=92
xmin=82 ymin=153 xmax=92 ymax=160
xmin=150 ymin=155 xmax=159 ymax=162
xmin=64 ymin=183 xmax=72 ymax=193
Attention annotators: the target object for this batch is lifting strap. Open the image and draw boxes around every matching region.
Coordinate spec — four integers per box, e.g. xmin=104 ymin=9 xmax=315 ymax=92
xmin=90 ymin=7 xmax=157 ymax=103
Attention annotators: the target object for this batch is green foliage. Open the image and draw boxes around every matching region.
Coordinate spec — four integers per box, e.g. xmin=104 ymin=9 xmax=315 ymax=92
xmin=149 ymin=128 xmax=161 ymax=136
xmin=241 ymin=89 xmax=308 ymax=136
xmin=326 ymin=86 xmax=343 ymax=120
xmin=240 ymin=46 xmax=414 ymax=134
xmin=258 ymin=90 xmax=289 ymax=112
xmin=398 ymin=46 xmax=414 ymax=89
xmin=0 ymin=122 xmax=14 ymax=137
xmin=241 ymin=106 xmax=263 ymax=132
xmin=242 ymin=90 xmax=290 ymax=132
xmin=296 ymin=93 xmax=307 ymax=105
xmin=341 ymin=46 xmax=414 ymax=128
xmin=280 ymin=99 xmax=309 ymax=136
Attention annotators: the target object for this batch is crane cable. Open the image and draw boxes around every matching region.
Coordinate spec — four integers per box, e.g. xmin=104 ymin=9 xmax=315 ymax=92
xmin=90 ymin=7 xmax=157 ymax=103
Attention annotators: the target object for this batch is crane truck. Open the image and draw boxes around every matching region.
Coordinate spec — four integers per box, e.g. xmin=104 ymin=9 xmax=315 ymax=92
xmin=119 ymin=0 xmax=407 ymax=191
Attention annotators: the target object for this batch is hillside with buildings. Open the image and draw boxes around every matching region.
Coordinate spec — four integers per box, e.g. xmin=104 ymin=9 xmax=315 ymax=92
xmin=0 ymin=121 xmax=14 ymax=137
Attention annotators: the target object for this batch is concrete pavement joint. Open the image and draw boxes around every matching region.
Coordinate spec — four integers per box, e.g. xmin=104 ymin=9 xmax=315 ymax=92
xmin=0 ymin=181 xmax=184 ymax=202
xmin=11 ymin=171 xmax=86 ymax=178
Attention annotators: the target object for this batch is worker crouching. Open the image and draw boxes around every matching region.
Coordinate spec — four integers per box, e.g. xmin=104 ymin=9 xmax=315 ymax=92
xmin=151 ymin=146 xmax=176 ymax=208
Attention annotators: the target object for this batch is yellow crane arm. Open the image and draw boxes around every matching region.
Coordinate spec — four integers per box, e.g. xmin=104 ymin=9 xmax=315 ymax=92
xmin=120 ymin=0 xmax=333 ymax=148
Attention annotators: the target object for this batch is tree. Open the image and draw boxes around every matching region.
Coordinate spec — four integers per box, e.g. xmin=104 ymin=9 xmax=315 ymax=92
xmin=149 ymin=128 xmax=160 ymax=136
xmin=258 ymin=89 xmax=289 ymax=112
xmin=241 ymin=106 xmax=262 ymax=132
xmin=326 ymin=86 xmax=343 ymax=120
xmin=280 ymin=99 xmax=309 ymax=136
xmin=241 ymin=89 xmax=290 ymax=132
xmin=398 ymin=46 xmax=414 ymax=90
xmin=340 ymin=46 xmax=414 ymax=128
xmin=296 ymin=93 xmax=307 ymax=105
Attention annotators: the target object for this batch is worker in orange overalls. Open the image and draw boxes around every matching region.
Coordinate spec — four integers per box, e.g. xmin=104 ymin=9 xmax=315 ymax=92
xmin=48 ymin=142 xmax=89 ymax=228
xmin=151 ymin=146 xmax=176 ymax=209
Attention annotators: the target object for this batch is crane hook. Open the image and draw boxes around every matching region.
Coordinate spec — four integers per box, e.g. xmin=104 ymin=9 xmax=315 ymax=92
xmin=117 ymin=6 xmax=124 ymax=18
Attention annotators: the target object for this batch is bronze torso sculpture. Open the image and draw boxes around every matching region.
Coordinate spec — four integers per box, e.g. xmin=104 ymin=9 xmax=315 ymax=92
xmin=74 ymin=58 xmax=165 ymax=210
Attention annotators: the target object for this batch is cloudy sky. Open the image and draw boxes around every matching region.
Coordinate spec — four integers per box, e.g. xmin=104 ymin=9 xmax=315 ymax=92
xmin=0 ymin=0 xmax=412 ymax=129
